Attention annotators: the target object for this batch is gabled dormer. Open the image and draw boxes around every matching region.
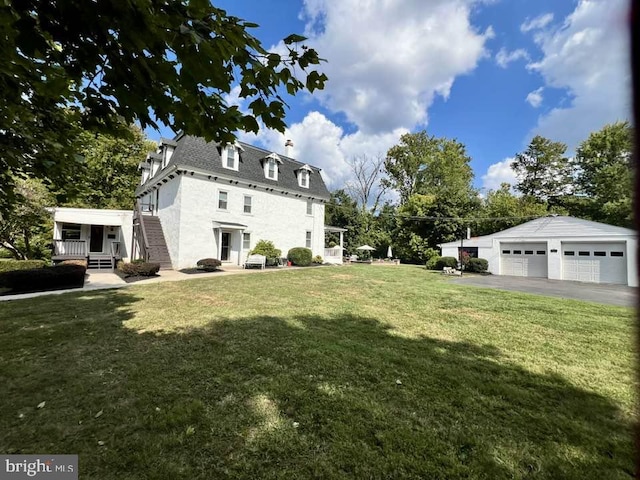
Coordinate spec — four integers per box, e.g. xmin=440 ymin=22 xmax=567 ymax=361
xmin=221 ymin=143 xmax=244 ymax=171
xmin=160 ymin=137 xmax=177 ymax=169
xmin=138 ymin=161 xmax=151 ymax=185
xmin=262 ymin=153 xmax=283 ymax=181
xmin=296 ymin=164 xmax=313 ymax=189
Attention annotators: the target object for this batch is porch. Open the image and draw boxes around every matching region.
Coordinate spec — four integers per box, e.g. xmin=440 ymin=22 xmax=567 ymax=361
xmin=52 ymin=239 xmax=123 ymax=270
xmin=324 ymin=225 xmax=347 ymax=264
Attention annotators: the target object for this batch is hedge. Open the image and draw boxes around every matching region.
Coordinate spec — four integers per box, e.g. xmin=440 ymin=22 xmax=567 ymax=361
xmin=287 ymin=247 xmax=312 ymax=267
xmin=118 ymin=261 xmax=161 ymax=277
xmin=435 ymin=256 xmax=458 ymax=270
xmin=0 ymin=264 xmax=86 ymax=294
xmin=0 ymin=260 xmax=47 ymax=273
xmin=466 ymin=257 xmax=489 ymax=273
xmin=425 ymin=256 xmax=440 ymax=270
xmin=197 ymin=258 xmax=221 ymax=271
xmin=58 ymin=259 xmax=88 ymax=268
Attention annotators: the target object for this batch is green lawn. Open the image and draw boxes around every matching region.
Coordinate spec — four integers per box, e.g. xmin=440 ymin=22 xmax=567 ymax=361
xmin=0 ymin=266 xmax=634 ymax=479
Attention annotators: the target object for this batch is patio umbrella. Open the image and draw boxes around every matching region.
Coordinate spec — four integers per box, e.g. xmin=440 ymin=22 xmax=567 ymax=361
xmin=356 ymin=245 xmax=375 ymax=251
xmin=387 ymin=245 xmax=393 ymax=258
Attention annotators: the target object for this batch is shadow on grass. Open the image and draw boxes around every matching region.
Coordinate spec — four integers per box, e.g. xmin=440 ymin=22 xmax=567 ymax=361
xmin=0 ymin=290 xmax=633 ymax=479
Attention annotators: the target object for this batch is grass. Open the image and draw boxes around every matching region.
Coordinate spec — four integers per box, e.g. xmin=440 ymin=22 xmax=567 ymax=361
xmin=0 ymin=265 xmax=634 ymax=479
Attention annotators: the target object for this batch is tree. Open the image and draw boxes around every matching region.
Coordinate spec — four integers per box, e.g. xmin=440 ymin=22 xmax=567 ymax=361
xmin=1 ymin=1 xmax=327 ymax=213
xmin=574 ymin=122 xmax=633 ymax=227
xmin=63 ymin=126 xmax=157 ymax=209
xmin=344 ymin=154 xmax=388 ymax=213
xmin=324 ymin=190 xmax=364 ymax=255
xmin=0 ymin=178 xmax=54 ymax=260
xmin=512 ymin=136 xmax=573 ymax=202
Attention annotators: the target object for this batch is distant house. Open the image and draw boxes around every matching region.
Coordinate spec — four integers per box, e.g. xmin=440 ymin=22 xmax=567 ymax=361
xmin=52 ymin=135 xmax=345 ymax=269
xmin=439 ymin=216 xmax=637 ymax=286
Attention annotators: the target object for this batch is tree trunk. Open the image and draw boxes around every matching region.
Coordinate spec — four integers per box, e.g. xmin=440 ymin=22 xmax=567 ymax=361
xmin=1 ymin=241 xmax=25 ymax=260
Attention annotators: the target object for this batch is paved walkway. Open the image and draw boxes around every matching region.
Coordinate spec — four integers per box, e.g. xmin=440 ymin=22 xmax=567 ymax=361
xmin=449 ymin=274 xmax=636 ymax=307
xmin=0 ymin=265 xmax=308 ymax=302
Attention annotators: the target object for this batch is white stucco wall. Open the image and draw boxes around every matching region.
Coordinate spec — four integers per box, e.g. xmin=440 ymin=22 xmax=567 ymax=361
xmin=155 ymin=175 xmax=326 ymax=269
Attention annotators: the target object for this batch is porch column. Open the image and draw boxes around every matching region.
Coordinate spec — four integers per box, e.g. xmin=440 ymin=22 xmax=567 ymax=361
xmin=339 ymin=232 xmax=344 ymax=250
xmin=217 ymin=228 xmax=222 ymax=260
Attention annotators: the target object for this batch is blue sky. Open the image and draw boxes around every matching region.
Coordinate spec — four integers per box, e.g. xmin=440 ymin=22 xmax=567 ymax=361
xmin=147 ymin=0 xmax=630 ymax=194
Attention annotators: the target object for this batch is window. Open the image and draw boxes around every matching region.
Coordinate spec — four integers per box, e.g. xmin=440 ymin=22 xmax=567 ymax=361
xmin=536 ymin=250 xmax=546 ymax=255
xmin=243 ymin=233 xmax=251 ymax=250
xmin=61 ymin=223 xmax=81 ymax=241
xmin=513 ymin=250 xmax=522 ymax=255
xmin=306 ymin=231 xmax=312 ymax=248
xmin=611 ymin=251 xmax=624 ymax=257
xmin=502 ymin=250 xmax=510 ymax=255
xmin=578 ymin=251 xmax=590 ymax=256
xmin=267 ymin=159 xmax=277 ymax=179
xmin=244 ymin=195 xmax=252 ymax=214
xmin=564 ymin=251 xmax=575 ymax=256
xmin=218 ymin=191 xmax=228 ymax=210
xmin=306 ymin=200 xmax=313 ymax=215
xmin=524 ymin=250 xmax=533 ymax=255
xmin=299 ymin=170 xmax=309 ymax=188
xmin=594 ymin=251 xmax=606 ymax=257
xmin=224 ymin=145 xmax=238 ymax=170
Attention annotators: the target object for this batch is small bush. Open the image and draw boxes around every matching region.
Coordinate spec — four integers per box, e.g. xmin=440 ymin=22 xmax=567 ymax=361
xmin=435 ymin=256 xmax=458 ymax=270
xmin=58 ymin=259 xmax=88 ymax=268
xmin=118 ymin=261 xmax=160 ymax=277
xmin=312 ymin=255 xmax=323 ymax=264
xmin=251 ymin=240 xmax=282 ymax=266
xmin=287 ymin=247 xmax=312 ymax=267
xmin=425 ymin=256 xmax=440 ymax=270
xmin=0 ymin=264 xmax=86 ymax=294
xmin=0 ymin=260 xmax=47 ymax=273
xmin=467 ymin=257 xmax=489 ymax=273
xmin=197 ymin=258 xmax=222 ymax=271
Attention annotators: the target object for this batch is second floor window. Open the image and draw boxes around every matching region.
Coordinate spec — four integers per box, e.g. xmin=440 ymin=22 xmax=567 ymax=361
xmin=218 ymin=191 xmax=228 ymax=210
xmin=244 ymin=195 xmax=252 ymax=214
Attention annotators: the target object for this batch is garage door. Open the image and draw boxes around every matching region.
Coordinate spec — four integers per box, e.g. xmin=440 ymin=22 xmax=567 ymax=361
xmin=562 ymin=243 xmax=627 ymax=284
xmin=500 ymin=243 xmax=548 ymax=277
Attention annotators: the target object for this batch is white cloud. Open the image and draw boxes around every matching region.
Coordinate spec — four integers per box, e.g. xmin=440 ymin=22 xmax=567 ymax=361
xmin=299 ymin=0 xmax=493 ymax=134
xmin=495 ymin=48 xmax=530 ymax=68
xmin=239 ymin=111 xmax=407 ymax=189
xmin=481 ymin=157 xmax=517 ymax=191
xmin=520 ymin=13 xmax=554 ymax=32
xmin=525 ymin=87 xmax=544 ymax=108
xmin=526 ymin=0 xmax=630 ymax=149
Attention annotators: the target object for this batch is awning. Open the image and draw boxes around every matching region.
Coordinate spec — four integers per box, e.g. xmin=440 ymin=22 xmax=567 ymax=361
xmin=324 ymin=225 xmax=347 ymax=233
xmin=212 ymin=221 xmax=248 ymax=230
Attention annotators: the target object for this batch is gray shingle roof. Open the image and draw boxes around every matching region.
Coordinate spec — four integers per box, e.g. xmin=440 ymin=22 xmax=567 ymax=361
xmin=162 ymin=135 xmax=330 ymax=199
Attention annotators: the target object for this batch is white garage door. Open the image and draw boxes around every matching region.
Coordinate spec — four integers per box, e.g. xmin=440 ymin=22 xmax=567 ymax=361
xmin=500 ymin=243 xmax=548 ymax=278
xmin=562 ymin=243 xmax=627 ymax=284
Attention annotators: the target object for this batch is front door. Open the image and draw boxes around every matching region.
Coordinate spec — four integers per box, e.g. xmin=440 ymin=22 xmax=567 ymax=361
xmin=221 ymin=232 xmax=231 ymax=261
xmin=90 ymin=225 xmax=104 ymax=253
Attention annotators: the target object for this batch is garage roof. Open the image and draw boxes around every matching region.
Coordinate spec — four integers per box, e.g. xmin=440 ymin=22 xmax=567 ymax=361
xmin=439 ymin=216 xmax=635 ymax=247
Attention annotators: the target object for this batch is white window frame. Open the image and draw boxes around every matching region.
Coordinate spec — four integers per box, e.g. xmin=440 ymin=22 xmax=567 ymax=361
xmin=242 ymin=232 xmax=251 ymax=250
xmin=243 ymin=195 xmax=252 ymax=214
xmin=266 ymin=159 xmax=277 ymax=180
xmin=222 ymin=145 xmax=239 ymax=171
xmin=299 ymin=170 xmax=309 ymax=188
xmin=218 ymin=190 xmax=228 ymax=210
xmin=305 ymin=231 xmax=312 ymax=249
xmin=61 ymin=223 xmax=82 ymax=241
xmin=306 ymin=200 xmax=313 ymax=216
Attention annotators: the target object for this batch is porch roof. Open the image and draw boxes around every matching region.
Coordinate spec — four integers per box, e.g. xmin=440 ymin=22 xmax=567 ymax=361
xmin=53 ymin=208 xmax=132 ymax=227
xmin=324 ymin=225 xmax=347 ymax=233
xmin=212 ymin=221 xmax=248 ymax=230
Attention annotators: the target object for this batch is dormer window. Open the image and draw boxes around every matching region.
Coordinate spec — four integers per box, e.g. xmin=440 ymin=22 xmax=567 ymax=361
xmin=222 ymin=143 xmax=243 ymax=171
xmin=297 ymin=165 xmax=312 ymax=188
xmin=263 ymin=153 xmax=282 ymax=181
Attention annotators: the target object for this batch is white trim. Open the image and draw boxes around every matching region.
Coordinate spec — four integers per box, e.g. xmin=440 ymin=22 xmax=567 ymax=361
xmin=222 ymin=145 xmax=239 ymax=171
xmin=218 ymin=190 xmax=229 ymax=210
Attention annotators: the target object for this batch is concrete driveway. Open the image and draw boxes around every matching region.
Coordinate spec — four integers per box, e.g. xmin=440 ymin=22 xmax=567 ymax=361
xmin=449 ymin=275 xmax=636 ymax=307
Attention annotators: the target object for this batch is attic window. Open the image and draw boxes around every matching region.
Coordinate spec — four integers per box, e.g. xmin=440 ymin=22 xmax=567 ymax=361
xmin=223 ymin=145 xmax=239 ymax=171
xmin=297 ymin=166 xmax=312 ymax=188
xmin=263 ymin=153 xmax=281 ymax=180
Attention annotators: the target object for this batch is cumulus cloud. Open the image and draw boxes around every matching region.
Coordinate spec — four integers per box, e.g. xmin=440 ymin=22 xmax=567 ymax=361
xmin=495 ymin=48 xmax=530 ymax=68
xmin=298 ymin=0 xmax=493 ymax=134
xmin=520 ymin=13 xmax=554 ymax=32
xmin=239 ymin=111 xmax=407 ymax=189
xmin=526 ymin=0 xmax=630 ymax=149
xmin=481 ymin=157 xmax=517 ymax=191
xmin=525 ymin=87 xmax=544 ymax=108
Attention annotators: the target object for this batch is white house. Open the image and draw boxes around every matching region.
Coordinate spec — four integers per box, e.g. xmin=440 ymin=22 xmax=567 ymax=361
xmin=439 ymin=216 xmax=637 ymax=287
xmin=131 ymin=135 xmax=340 ymax=269
xmin=51 ymin=207 xmax=134 ymax=269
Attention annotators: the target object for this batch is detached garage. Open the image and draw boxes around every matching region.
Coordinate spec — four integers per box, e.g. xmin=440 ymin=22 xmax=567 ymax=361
xmin=439 ymin=216 xmax=637 ymax=287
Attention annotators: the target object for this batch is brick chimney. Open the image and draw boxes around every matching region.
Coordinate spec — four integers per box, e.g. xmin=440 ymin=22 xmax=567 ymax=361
xmin=285 ymin=139 xmax=294 ymax=158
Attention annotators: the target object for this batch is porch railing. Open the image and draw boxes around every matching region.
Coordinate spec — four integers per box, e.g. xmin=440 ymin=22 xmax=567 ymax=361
xmin=53 ymin=239 xmax=87 ymax=257
xmin=324 ymin=247 xmax=343 ymax=264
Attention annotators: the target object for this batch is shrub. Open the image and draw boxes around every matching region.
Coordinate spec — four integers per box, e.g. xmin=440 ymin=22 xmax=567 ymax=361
xmin=435 ymin=256 xmax=458 ymax=270
xmin=251 ymin=240 xmax=281 ymax=265
xmin=0 ymin=264 xmax=86 ymax=294
xmin=118 ymin=261 xmax=160 ymax=277
xmin=467 ymin=257 xmax=489 ymax=273
xmin=312 ymin=255 xmax=323 ymax=264
xmin=58 ymin=259 xmax=88 ymax=268
xmin=425 ymin=256 xmax=440 ymax=270
xmin=197 ymin=258 xmax=222 ymax=271
xmin=0 ymin=260 xmax=47 ymax=273
xmin=287 ymin=247 xmax=312 ymax=267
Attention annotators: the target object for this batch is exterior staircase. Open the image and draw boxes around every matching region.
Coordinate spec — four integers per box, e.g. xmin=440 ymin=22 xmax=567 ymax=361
xmin=138 ymin=215 xmax=173 ymax=270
